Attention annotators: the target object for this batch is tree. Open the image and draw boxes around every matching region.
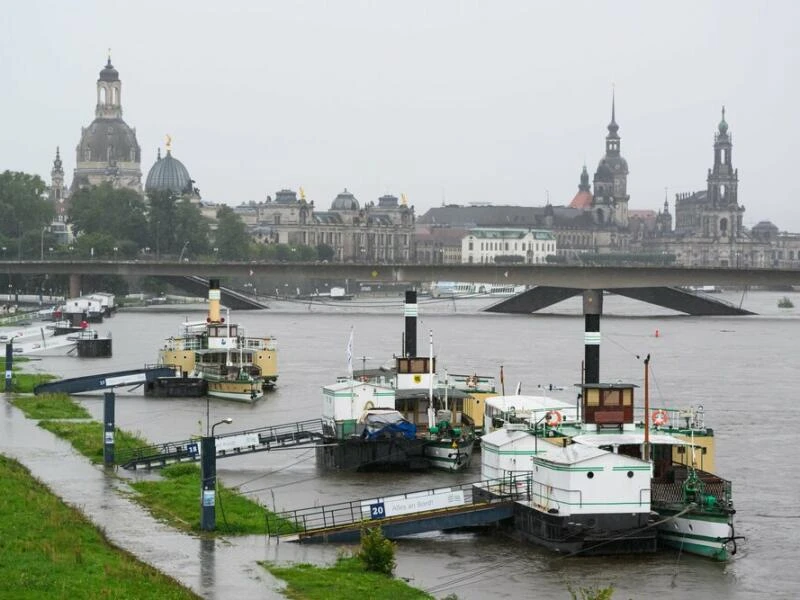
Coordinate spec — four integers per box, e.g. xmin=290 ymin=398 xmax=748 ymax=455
xmin=174 ymin=199 xmax=211 ymax=257
xmin=316 ymin=243 xmax=335 ymax=262
xmin=214 ymin=206 xmax=251 ymax=260
xmin=146 ymin=189 xmax=180 ymax=257
xmin=68 ymin=183 xmax=148 ymax=248
xmin=0 ymin=171 xmax=53 ymax=240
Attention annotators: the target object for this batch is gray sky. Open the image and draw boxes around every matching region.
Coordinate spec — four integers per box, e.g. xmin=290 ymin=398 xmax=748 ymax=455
xmin=3 ymin=1 xmax=799 ymax=231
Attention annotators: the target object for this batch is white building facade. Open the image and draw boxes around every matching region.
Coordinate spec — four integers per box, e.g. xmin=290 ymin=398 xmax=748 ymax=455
xmin=461 ymin=228 xmax=557 ymax=264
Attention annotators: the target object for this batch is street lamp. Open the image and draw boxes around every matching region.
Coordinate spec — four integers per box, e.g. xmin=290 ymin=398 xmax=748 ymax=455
xmin=40 ymin=226 xmax=49 ymax=260
xmin=179 ymin=240 xmax=190 ymax=262
xmin=201 ymin=417 xmax=233 ymax=531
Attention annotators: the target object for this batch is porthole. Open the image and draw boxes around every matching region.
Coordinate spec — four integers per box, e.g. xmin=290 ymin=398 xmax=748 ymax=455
xmin=627 ymin=471 xmax=634 ymax=478
xmin=587 ymin=471 xmax=594 ymax=479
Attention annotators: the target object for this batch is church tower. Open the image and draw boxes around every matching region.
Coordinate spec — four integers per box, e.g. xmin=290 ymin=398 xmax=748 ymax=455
xmin=703 ymin=107 xmax=743 ymax=238
xmin=50 ymin=147 xmax=66 ymax=221
xmin=592 ymin=92 xmax=630 ymax=227
xmin=72 ymin=56 xmax=142 ymax=193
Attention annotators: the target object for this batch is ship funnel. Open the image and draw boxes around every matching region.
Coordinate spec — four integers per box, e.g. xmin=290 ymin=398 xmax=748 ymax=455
xmin=208 ymin=278 xmax=221 ymax=323
xmin=582 ymin=290 xmax=602 ymax=384
xmin=404 ymin=290 xmax=417 ymax=357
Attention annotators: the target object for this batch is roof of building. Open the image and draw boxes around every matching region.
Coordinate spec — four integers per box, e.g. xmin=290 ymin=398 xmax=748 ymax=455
xmin=569 ymin=190 xmax=593 ymax=209
xmin=98 ymin=58 xmax=119 ymax=82
xmin=77 ymin=118 xmax=141 ymax=164
xmin=418 ymin=205 xmax=596 ymax=229
xmin=145 ymin=149 xmax=193 ymax=194
xmin=331 ymin=189 xmax=359 ymax=211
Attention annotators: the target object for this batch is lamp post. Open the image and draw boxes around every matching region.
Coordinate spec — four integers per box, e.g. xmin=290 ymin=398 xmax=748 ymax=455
xmin=40 ymin=226 xmax=48 ymax=260
xmin=179 ymin=241 xmax=189 ymax=262
xmin=200 ymin=417 xmax=233 ymax=531
xmin=533 ymin=411 xmax=554 ymax=457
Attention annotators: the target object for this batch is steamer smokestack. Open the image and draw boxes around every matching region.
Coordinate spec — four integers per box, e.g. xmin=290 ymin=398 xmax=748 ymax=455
xmin=208 ymin=278 xmax=221 ymax=323
xmin=583 ymin=290 xmax=602 ymax=384
xmin=404 ymin=290 xmax=417 ymax=357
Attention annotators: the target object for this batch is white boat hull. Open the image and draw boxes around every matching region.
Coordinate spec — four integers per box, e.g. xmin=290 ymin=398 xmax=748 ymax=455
xmin=656 ymin=510 xmax=734 ymax=560
xmin=423 ymin=438 xmax=474 ymax=471
xmin=206 ymin=381 xmax=264 ymax=403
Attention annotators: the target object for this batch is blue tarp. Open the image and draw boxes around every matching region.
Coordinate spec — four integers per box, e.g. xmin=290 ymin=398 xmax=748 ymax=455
xmin=361 ymin=411 xmax=417 ymax=441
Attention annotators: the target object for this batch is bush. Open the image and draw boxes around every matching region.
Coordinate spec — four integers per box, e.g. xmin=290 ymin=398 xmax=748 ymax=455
xmin=357 ymin=526 xmax=396 ymax=575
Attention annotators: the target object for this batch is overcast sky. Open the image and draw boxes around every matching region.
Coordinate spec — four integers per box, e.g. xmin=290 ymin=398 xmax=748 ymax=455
xmin=2 ymin=1 xmax=799 ymax=231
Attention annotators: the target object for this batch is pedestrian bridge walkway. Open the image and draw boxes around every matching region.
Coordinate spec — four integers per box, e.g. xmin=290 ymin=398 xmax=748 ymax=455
xmin=268 ymin=475 xmax=532 ymax=543
xmin=116 ymin=418 xmax=325 ymax=470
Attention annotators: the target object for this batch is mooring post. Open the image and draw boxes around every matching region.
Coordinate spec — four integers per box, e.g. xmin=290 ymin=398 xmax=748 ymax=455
xmin=200 ymin=435 xmax=217 ymax=531
xmin=103 ymin=391 xmax=115 ymax=466
xmin=4 ymin=342 xmax=12 ymax=393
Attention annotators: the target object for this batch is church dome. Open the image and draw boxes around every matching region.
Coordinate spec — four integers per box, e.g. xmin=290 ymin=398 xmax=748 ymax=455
xmin=145 ymin=149 xmax=193 ymax=194
xmin=99 ymin=59 xmax=119 ymax=82
xmin=78 ymin=118 xmax=141 ymax=164
xmin=331 ymin=188 xmax=359 ymax=211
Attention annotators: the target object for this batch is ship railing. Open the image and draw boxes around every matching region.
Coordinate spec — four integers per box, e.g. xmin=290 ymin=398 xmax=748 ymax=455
xmin=632 ymin=406 xmax=706 ymax=431
xmin=651 ymin=467 xmax=732 ymax=509
xmin=267 ymin=474 xmax=532 ymax=538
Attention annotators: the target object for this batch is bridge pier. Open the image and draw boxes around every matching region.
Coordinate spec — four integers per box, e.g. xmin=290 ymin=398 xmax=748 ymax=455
xmin=69 ymin=274 xmax=81 ymax=299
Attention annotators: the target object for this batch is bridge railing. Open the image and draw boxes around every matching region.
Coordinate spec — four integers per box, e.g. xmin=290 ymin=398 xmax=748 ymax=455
xmin=116 ymin=418 xmax=325 ymax=468
xmin=267 ymin=473 xmax=532 ymax=537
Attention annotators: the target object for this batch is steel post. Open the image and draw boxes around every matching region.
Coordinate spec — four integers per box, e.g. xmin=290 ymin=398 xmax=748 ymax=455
xmin=103 ymin=391 xmax=115 ymax=466
xmin=200 ymin=436 xmax=217 ymax=531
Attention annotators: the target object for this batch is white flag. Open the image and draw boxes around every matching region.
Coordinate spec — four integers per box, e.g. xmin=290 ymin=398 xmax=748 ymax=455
xmin=346 ymin=328 xmax=354 ymax=378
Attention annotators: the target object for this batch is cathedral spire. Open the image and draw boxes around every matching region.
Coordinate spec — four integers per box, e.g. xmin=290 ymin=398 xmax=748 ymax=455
xmin=607 ymin=87 xmax=619 ymax=137
xmin=52 ymin=146 xmax=63 ymax=173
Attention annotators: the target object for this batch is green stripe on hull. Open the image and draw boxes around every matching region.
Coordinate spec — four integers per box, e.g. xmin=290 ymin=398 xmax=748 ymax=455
xmin=659 ymin=534 xmax=729 ymax=561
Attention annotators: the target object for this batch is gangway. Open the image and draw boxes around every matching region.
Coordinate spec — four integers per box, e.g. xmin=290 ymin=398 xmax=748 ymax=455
xmin=117 ymin=418 xmax=325 ymax=470
xmin=268 ymin=475 xmax=532 ymax=543
xmin=33 ymin=367 xmax=176 ymax=395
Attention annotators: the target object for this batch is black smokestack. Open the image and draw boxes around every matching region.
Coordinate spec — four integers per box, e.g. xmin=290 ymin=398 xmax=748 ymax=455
xmin=404 ymin=290 xmax=417 ymax=357
xmin=583 ymin=290 xmax=603 ymax=384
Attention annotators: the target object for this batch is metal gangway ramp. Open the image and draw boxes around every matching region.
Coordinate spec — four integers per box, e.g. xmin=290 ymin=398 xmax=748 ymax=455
xmin=268 ymin=475 xmax=533 ymax=543
xmin=117 ymin=418 xmax=325 ymax=470
xmin=33 ymin=366 xmax=176 ymax=395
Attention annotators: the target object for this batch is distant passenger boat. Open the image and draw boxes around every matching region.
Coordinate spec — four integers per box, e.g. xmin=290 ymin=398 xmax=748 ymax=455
xmin=431 ymin=281 xmax=526 ymax=298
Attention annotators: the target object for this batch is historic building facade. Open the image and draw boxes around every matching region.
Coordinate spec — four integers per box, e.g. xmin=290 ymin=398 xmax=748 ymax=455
xmin=238 ymin=188 xmax=415 ymax=262
xmin=461 ymin=228 xmax=557 ymax=264
xmin=71 ymin=58 xmax=142 ymax=193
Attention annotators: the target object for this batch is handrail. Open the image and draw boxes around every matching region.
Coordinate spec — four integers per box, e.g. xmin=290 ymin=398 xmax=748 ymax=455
xmin=267 ymin=473 xmax=533 ymax=537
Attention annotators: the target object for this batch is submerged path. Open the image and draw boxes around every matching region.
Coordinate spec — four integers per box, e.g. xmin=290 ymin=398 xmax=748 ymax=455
xmin=0 ymin=396 xmax=285 ymax=600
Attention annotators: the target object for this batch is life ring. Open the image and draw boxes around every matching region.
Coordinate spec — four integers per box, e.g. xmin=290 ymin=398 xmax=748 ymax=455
xmin=363 ymin=400 xmax=375 ymax=411
xmin=546 ymin=410 xmax=562 ymax=427
xmin=652 ymin=409 xmax=668 ymax=427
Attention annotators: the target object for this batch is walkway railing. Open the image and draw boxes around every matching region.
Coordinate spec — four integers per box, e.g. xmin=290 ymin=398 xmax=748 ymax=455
xmin=267 ymin=473 xmax=532 ymax=538
xmin=117 ymin=418 xmax=325 ymax=469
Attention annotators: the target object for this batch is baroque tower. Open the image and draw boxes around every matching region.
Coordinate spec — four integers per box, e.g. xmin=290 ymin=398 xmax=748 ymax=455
xmin=705 ymin=107 xmax=743 ymax=238
xmin=592 ymin=92 xmax=630 ymax=227
xmin=50 ymin=147 xmax=67 ymax=221
xmin=72 ymin=57 xmax=142 ymax=193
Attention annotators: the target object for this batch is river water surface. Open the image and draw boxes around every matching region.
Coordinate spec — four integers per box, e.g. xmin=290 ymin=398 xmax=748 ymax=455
xmin=3 ymin=289 xmax=799 ymax=599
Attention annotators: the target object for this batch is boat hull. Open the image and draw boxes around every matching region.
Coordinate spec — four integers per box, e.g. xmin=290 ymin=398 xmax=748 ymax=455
xmin=423 ymin=438 xmax=474 ymax=472
xmin=317 ymin=437 xmax=429 ymax=471
xmin=206 ymin=380 xmax=264 ymax=402
xmin=656 ymin=509 xmax=734 ymax=561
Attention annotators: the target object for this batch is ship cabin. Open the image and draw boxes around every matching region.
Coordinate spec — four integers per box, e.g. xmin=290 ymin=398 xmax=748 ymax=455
xmin=578 ymin=382 xmax=637 ymax=432
xmin=395 ymin=355 xmax=436 ymax=390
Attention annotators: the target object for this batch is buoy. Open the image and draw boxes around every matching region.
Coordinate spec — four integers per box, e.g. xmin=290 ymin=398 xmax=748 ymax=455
xmin=655 ymin=329 xmax=660 ymax=338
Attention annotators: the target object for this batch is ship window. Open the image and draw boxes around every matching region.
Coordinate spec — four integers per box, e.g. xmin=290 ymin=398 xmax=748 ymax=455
xmin=602 ymin=390 xmax=620 ymax=406
xmin=585 ymin=389 xmax=600 ymax=406
xmin=622 ymin=389 xmax=632 ymax=406
xmin=627 ymin=471 xmax=634 ymax=478
xmin=586 ymin=471 xmax=594 ymax=479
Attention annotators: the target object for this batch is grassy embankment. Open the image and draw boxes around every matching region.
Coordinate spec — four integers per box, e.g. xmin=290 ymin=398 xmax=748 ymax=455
xmin=263 ymin=556 xmax=435 ymax=600
xmin=11 ymin=393 xmax=438 ymax=599
xmin=13 ymin=393 xmax=297 ymax=535
xmin=5 ymin=356 xmax=58 ymax=393
xmin=0 ymin=455 xmax=199 ymax=600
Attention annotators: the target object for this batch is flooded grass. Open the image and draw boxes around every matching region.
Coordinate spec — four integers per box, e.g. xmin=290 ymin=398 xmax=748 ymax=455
xmin=11 ymin=393 xmax=91 ymax=419
xmin=0 ymin=455 xmax=199 ymax=600
xmin=263 ymin=556 xmax=433 ymax=599
xmin=129 ymin=463 xmax=299 ymax=535
xmin=9 ymin=371 xmax=57 ymax=393
xmin=38 ymin=421 xmax=150 ymax=464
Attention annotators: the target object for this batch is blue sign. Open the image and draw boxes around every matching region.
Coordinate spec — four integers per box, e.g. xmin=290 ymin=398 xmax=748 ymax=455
xmin=369 ymin=502 xmax=386 ymax=520
xmin=187 ymin=442 xmax=199 ymax=456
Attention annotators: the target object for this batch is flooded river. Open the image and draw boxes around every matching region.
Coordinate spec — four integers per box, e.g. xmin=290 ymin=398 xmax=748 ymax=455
xmin=3 ymin=289 xmax=799 ymax=599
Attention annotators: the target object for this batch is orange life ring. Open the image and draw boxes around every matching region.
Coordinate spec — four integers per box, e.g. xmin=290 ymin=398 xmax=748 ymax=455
xmin=652 ymin=409 xmax=668 ymax=427
xmin=546 ymin=410 xmax=562 ymax=427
